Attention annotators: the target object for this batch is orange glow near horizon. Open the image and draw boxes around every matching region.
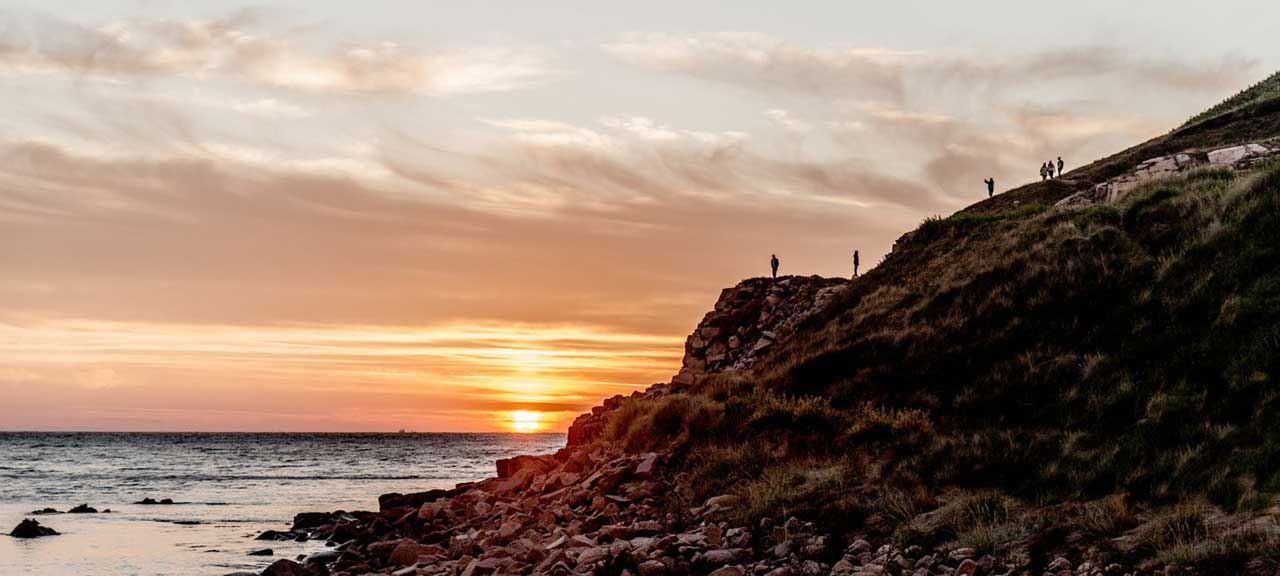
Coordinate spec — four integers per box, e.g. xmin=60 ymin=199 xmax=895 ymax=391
xmin=507 ymin=410 xmax=544 ymax=433
xmin=0 ymin=320 xmax=683 ymax=432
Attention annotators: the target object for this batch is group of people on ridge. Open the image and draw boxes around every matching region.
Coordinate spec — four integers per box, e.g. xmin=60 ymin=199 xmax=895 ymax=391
xmin=770 ymin=251 xmax=860 ymax=280
xmin=1040 ymin=156 xmax=1065 ymax=181
xmin=770 ymin=155 xmax=1070 ymax=281
xmin=981 ymin=156 xmax=1067 ymax=199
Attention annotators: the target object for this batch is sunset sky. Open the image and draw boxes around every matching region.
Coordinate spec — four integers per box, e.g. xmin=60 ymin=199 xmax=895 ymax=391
xmin=3 ymin=1 xmax=1279 ymax=432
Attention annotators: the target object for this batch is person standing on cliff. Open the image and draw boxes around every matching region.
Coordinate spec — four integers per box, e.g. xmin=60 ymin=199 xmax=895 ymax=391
xmin=1057 ymin=156 xmax=1065 ymax=177
xmin=1047 ymin=160 xmax=1055 ymax=179
xmin=984 ymin=177 xmax=995 ymax=198
xmin=853 ymin=250 xmax=860 ymax=277
xmin=1040 ymin=163 xmax=1048 ymax=181
xmin=770 ymin=254 xmax=779 ymax=279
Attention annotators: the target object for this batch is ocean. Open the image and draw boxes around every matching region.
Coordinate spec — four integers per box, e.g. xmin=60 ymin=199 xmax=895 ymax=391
xmin=0 ymin=432 xmax=567 ymax=575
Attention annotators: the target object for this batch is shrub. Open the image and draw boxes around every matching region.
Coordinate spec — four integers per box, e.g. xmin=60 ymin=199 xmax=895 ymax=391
xmin=604 ymin=394 xmax=723 ymax=453
xmin=1079 ymin=494 xmax=1138 ymax=538
xmin=732 ymin=458 xmax=852 ymax=526
xmin=846 ymin=403 xmax=933 ymax=443
xmin=1139 ymin=504 xmax=1210 ymax=559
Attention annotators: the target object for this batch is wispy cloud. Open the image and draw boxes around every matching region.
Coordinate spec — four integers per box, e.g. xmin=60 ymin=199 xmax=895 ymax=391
xmin=0 ymin=11 xmax=558 ymax=95
xmin=604 ymin=32 xmax=912 ymax=100
xmin=604 ymin=32 xmax=1256 ymax=99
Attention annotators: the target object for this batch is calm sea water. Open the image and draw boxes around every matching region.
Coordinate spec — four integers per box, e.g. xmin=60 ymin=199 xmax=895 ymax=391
xmin=0 ymin=432 xmax=566 ymax=575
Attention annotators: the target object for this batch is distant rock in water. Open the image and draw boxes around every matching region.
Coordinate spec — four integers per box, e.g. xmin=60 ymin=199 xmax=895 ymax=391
xmin=67 ymin=503 xmax=98 ymax=514
xmin=28 ymin=507 xmax=60 ymax=515
xmin=9 ymin=519 xmax=59 ymax=538
xmin=248 ymin=548 xmax=274 ymax=556
xmin=134 ymin=497 xmax=175 ymax=505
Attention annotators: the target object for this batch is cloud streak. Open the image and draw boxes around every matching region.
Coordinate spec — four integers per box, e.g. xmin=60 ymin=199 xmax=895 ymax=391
xmin=604 ymin=32 xmax=1256 ymax=100
xmin=0 ymin=11 xmax=557 ymax=95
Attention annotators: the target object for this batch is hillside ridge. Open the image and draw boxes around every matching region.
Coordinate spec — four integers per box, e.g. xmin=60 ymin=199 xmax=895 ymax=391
xmin=249 ymin=72 xmax=1280 ymax=576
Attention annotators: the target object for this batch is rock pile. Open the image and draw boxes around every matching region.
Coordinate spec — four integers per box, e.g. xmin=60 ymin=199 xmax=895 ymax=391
xmin=565 ymin=275 xmax=847 ymax=448
xmin=1057 ymin=139 xmax=1280 ymax=207
xmin=258 ymin=448 xmax=1163 ymax=576
xmin=672 ymin=276 xmax=848 ymax=387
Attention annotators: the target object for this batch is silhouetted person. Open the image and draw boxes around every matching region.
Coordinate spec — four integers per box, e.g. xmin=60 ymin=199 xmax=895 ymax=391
xmin=1040 ymin=163 xmax=1048 ymax=181
xmin=1047 ymin=160 xmax=1055 ymax=179
xmin=1057 ymin=156 xmax=1064 ymax=176
xmin=770 ymin=254 xmax=779 ymax=279
xmin=984 ymin=177 xmax=995 ymax=198
xmin=853 ymin=250 xmax=860 ymax=277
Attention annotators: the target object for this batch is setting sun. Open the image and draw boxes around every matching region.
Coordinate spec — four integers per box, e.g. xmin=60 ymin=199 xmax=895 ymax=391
xmin=508 ymin=410 xmax=544 ymax=433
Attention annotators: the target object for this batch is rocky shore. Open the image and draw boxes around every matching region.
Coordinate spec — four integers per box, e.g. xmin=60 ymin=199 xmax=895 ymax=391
xmin=252 ymin=443 xmax=1176 ymax=576
xmin=245 ymin=276 xmax=1193 ymax=576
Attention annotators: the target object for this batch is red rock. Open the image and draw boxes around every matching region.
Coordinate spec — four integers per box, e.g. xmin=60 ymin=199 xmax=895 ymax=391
xmin=496 ymin=455 xmax=553 ymax=479
xmin=260 ymin=559 xmax=325 ymax=576
xmin=388 ymin=541 xmax=446 ymax=566
xmin=497 ymin=519 xmax=522 ymax=540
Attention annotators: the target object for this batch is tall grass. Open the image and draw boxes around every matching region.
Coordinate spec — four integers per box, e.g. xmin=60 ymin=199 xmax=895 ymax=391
xmin=1183 ymin=70 xmax=1280 ymax=127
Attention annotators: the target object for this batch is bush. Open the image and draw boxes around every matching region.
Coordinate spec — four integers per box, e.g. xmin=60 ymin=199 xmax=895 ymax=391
xmin=603 ymin=394 xmax=723 ymax=453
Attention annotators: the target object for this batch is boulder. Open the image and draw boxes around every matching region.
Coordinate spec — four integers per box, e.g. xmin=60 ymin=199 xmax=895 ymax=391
xmin=575 ymin=546 xmax=611 ymax=568
xmin=260 ymin=559 xmax=326 ymax=576
xmin=634 ymin=453 xmax=659 ymax=478
xmin=9 ymin=519 xmax=59 ymax=538
xmin=303 ymin=549 xmax=341 ymax=565
xmin=67 ymin=504 xmax=98 ymax=514
xmin=417 ymin=500 xmax=447 ymax=521
xmin=248 ymin=549 xmax=274 ymax=556
xmin=291 ymin=512 xmax=334 ymax=531
xmin=637 ymin=559 xmax=669 ymax=575
xmin=702 ymin=494 xmax=742 ymax=511
xmin=708 ymin=566 xmax=746 ymax=576
xmin=698 ymin=548 xmax=748 ymax=566
xmin=388 ymin=540 xmax=445 ymax=566
xmin=1208 ymin=143 xmax=1269 ymax=166
xmin=497 ymin=519 xmax=522 ymax=540
xmin=378 ymin=489 xmax=450 ymax=511
xmin=255 ymin=530 xmax=294 ymax=541
xmin=496 ymin=454 xmax=553 ymax=479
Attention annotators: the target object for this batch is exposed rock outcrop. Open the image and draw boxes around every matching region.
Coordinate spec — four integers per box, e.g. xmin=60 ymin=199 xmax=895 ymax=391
xmin=1057 ymin=139 xmax=1280 ymax=207
xmin=565 ymin=275 xmax=847 ymax=447
xmin=672 ymin=276 xmax=848 ymax=386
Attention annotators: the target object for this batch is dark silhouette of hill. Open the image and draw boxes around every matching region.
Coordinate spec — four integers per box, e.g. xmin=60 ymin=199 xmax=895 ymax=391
xmin=586 ymin=70 xmax=1280 ymax=573
xmin=274 ymin=72 xmax=1280 ymax=576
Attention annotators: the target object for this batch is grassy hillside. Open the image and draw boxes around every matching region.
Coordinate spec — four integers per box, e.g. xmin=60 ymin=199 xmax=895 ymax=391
xmin=1185 ymin=71 xmax=1280 ymax=128
xmin=595 ymin=74 xmax=1280 ymax=571
xmin=963 ymin=75 xmax=1280 ymax=216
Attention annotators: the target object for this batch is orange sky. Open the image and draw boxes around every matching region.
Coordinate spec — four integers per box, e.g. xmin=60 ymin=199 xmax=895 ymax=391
xmin=1 ymin=2 xmax=1274 ymax=431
